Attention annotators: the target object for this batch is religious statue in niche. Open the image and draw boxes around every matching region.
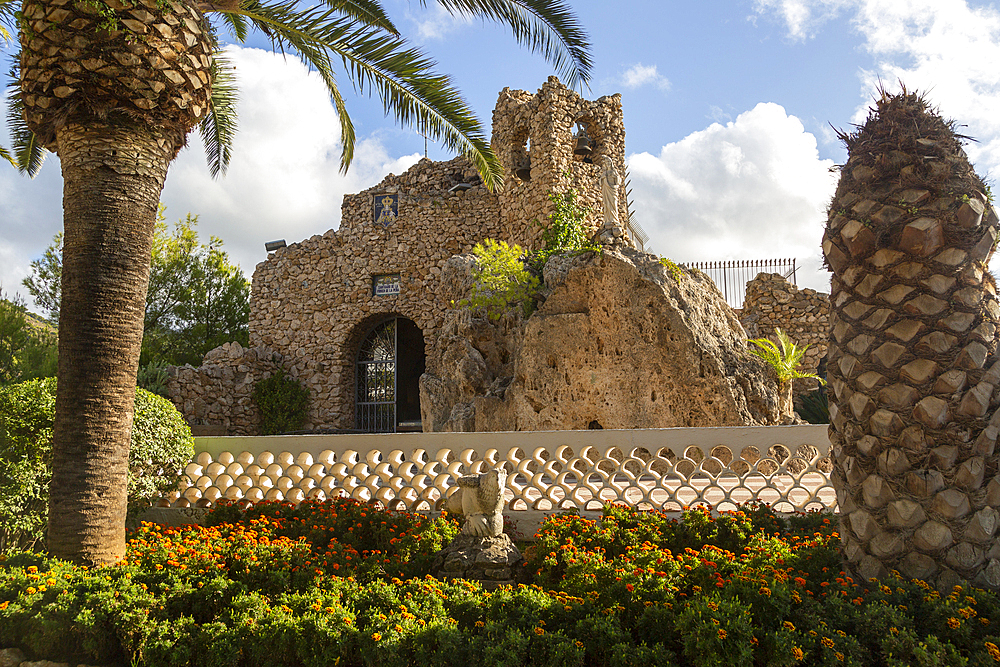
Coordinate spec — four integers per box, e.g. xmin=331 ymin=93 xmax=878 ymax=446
xmin=374 ymin=193 xmax=398 ymax=228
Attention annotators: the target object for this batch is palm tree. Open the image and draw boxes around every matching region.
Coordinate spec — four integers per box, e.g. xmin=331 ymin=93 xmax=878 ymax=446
xmin=822 ymin=89 xmax=1000 ymax=591
xmin=2 ymin=0 xmax=591 ymax=565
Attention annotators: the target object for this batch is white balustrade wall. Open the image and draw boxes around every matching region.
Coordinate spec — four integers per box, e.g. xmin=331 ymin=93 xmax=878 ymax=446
xmin=156 ymin=426 xmax=835 ymax=515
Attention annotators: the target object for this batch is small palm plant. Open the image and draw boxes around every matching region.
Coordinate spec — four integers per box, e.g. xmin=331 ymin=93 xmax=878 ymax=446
xmin=747 ymin=328 xmax=824 ymax=417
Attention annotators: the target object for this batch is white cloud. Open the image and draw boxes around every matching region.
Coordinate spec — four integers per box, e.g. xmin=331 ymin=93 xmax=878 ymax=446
xmin=162 ymin=46 xmax=420 ymax=282
xmin=408 ymin=3 xmax=472 ymax=41
xmin=620 ymin=63 xmax=671 ymax=91
xmin=628 ymin=103 xmax=838 ymax=293
xmin=752 ymin=0 xmax=853 ymax=40
xmin=755 ymin=0 xmax=1000 ymax=274
xmin=0 ymin=46 xmax=421 ymax=313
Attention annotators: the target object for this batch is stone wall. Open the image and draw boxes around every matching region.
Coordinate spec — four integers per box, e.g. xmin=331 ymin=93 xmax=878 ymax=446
xmin=740 ymin=273 xmax=831 ymax=390
xmin=167 ymin=78 xmax=635 ymax=434
xmin=165 ymin=341 xmax=281 ymax=435
xmin=247 ymin=156 xmax=503 ymax=430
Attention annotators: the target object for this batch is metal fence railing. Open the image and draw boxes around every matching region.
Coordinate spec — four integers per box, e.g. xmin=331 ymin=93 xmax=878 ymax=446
xmin=680 ymin=259 xmax=797 ymax=309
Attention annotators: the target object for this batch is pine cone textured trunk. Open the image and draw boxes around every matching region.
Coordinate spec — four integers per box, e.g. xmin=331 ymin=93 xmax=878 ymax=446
xmin=823 ymin=91 xmax=1000 ymax=591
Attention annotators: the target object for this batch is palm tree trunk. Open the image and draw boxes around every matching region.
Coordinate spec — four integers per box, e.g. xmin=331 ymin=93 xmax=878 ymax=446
xmin=47 ymin=121 xmax=179 ymax=565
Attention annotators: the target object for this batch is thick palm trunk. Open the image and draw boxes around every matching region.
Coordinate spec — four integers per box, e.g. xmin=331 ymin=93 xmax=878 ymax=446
xmin=47 ymin=122 xmax=178 ymax=565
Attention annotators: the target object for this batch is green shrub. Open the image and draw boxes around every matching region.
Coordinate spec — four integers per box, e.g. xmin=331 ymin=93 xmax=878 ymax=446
xmin=137 ymin=361 xmax=171 ymax=398
xmin=797 ymin=388 xmax=830 ymax=424
xmin=129 ymin=389 xmax=196 ymax=508
xmin=0 ymin=378 xmax=55 ymax=552
xmin=531 ymin=188 xmax=598 ymax=269
xmin=0 ymin=380 xmax=193 ymax=551
xmin=461 ymin=187 xmax=598 ymax=322
xmin=461 ymin=239 xmax=541 ymax=320
xmin=252 ymin=368 xmax=310 ymax=435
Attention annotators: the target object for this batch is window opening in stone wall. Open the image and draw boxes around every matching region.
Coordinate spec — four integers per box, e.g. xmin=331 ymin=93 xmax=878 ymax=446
xmin=513 ymin=131 xmax=531 ymax=181
xmin=355 ymin=317 xmax=426 ymax=432
xmin=572 ymin=118 xmax=600 ymax=164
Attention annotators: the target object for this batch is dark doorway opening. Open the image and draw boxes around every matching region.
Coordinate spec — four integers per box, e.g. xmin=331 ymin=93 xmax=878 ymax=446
xmin=355 ymin=317 xmax=425 ymax=432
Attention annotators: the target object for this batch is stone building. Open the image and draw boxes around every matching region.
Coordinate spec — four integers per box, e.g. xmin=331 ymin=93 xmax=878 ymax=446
xmin=168 ymin=77 xmax=636 ymax=434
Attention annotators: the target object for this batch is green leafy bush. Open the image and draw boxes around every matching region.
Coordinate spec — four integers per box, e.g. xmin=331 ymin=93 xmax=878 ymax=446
xmin=462 ymin=187 xmax=599 ymax=321
xmin=0 ymin=378 xmax=55 ymax=552
xmin=531 ymin=188 xmax=599 ymax=269
xmin=252 ymin=368 xmax=310 ymax=435
xmin=462 ymin=239 xmax=541 ymax=320
xmin=747 ymin=328 xmax=823 ymax=385
xmin=0 ymin=380 xmax=193 ymax=551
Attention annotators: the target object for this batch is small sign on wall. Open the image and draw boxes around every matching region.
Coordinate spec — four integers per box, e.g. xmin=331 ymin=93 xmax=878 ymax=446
xmin=373 ymin=273 xmax=401 ymax=297
xmin=373 ymin=193 xmax=398 ymax=228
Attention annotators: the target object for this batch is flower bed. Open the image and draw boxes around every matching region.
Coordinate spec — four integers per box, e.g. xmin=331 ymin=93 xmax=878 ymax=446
xmin=1 ymin=499 xmax=998 ymax=666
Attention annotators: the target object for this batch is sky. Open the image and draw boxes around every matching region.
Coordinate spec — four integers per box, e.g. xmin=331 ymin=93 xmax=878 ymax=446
xmin=4 ymin=0 xmax=1000 ymax=309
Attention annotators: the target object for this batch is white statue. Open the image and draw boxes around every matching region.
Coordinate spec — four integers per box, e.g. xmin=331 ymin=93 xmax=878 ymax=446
xmin=444 ymin=467 xmax=507 ymax=537
xmin=601 ymin=156 xmax=621 ymax=229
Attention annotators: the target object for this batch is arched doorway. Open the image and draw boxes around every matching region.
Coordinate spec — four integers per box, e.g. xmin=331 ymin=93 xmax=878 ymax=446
xmin=355 ymin=317 xmax=425 ymax=432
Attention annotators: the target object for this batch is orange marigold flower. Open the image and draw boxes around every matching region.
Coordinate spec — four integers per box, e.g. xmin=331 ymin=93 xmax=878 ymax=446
xmin=534 ymin=627 xmax=545 ymax=635
xmin=783 ymin=621 xmax=796 ymax=632
xmin=718 ymin=629 xmax=727 ymax=640
xmin=371 ymin=633 xmax=381 ymax=641
xmin=947 ymin=618 xmax=961 ymax=630
xmin=821 ymin=637 xmax=835 ymax=649
xmin=791 ymin=646 xmax=804 ymax=661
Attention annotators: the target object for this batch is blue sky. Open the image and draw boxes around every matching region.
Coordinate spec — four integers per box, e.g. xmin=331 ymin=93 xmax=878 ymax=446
xmin=4 ymin=0 xmax=1000 ymax=304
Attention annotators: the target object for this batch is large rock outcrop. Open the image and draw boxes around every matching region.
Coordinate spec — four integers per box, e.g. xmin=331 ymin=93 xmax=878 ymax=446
xmin=420 ymin=246 xmax=783 ymax=431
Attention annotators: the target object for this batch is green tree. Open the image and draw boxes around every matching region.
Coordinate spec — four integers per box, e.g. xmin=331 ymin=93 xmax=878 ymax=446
xmin=24 ymin=210 xmax=251 ymax=367
xmin=2 ymin=0 xmax=592 ymax=565
xmin=21 ymin=233 xmax=62 ymax=324
xmin=0 ymin=291 xmax=57 ymax=385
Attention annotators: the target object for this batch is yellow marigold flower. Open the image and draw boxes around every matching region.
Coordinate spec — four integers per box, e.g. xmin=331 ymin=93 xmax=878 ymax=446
xmin=822 ymin=637 xmax=835 ymax=649
xmin=759 ymin=587 xmax=771 ymax=597
xmin=575 ymin=641 xmax=584 ymax=648
xmin=371 ymin=633 xmax=381 ymax=641
xmin=835 ymin=652 xmax=844 ymax=662
xmin=26 ymin=566 xmax=37 ymax=574
xmin=717 ymin=629 xmax=727 ymax=640
xmin=0 ymin=601 xmax=8 ymax=611
xmin=475 ymin=621 xmax=484 ymax=628
xmin=791 ymin=646 xmax=804 ymax=661
xmin=534 ymin=627 xmax=545 ymax=635
xmin=984 ymin=641 xmax=1000 ymax=662
xmin=980 ymin=618 xmax=990 ymax=626
xmin=947 ymin=618 xmax=961 ymax=630
xmin=783 ymin=621 xmax=795 ymax=632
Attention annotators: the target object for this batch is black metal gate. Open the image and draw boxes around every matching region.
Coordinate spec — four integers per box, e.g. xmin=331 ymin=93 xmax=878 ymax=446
xmin=356 ymin=319 xmax=396 ymax=432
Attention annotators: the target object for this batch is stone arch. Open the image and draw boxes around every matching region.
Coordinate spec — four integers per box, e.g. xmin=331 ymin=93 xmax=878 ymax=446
xmin=571 ymin=113 xmax=604 ymax=165
xmin=347 ymin=313 xmax=426 ymax=432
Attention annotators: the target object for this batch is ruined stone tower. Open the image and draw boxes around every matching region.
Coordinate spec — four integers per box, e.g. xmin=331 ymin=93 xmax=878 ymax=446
xmin=491 ymin=76 xmax=629 ymax=248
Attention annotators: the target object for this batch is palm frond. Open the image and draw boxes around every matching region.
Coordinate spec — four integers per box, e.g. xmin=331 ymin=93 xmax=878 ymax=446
xmin=199 ymin=50 xmax=239 ymax=178
xmin=218 ymin=11 xmax=249 ymax=41
xmin=327 ymin=0 xmax=398 ymax=35
xmin=426 ymin=0 xmax=592 ymax=89
xmin=748 ymin=328 xmax=823 ymax=384
xmin=0 ymin=0 xmax=17 ymax=44
xmin=0 ymin=144 xmax=16 ymax=168
xmin=5 ymin=80 xmax=46 ymax=177
xmin=233 ymin=0 xmax=501 ymax=188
